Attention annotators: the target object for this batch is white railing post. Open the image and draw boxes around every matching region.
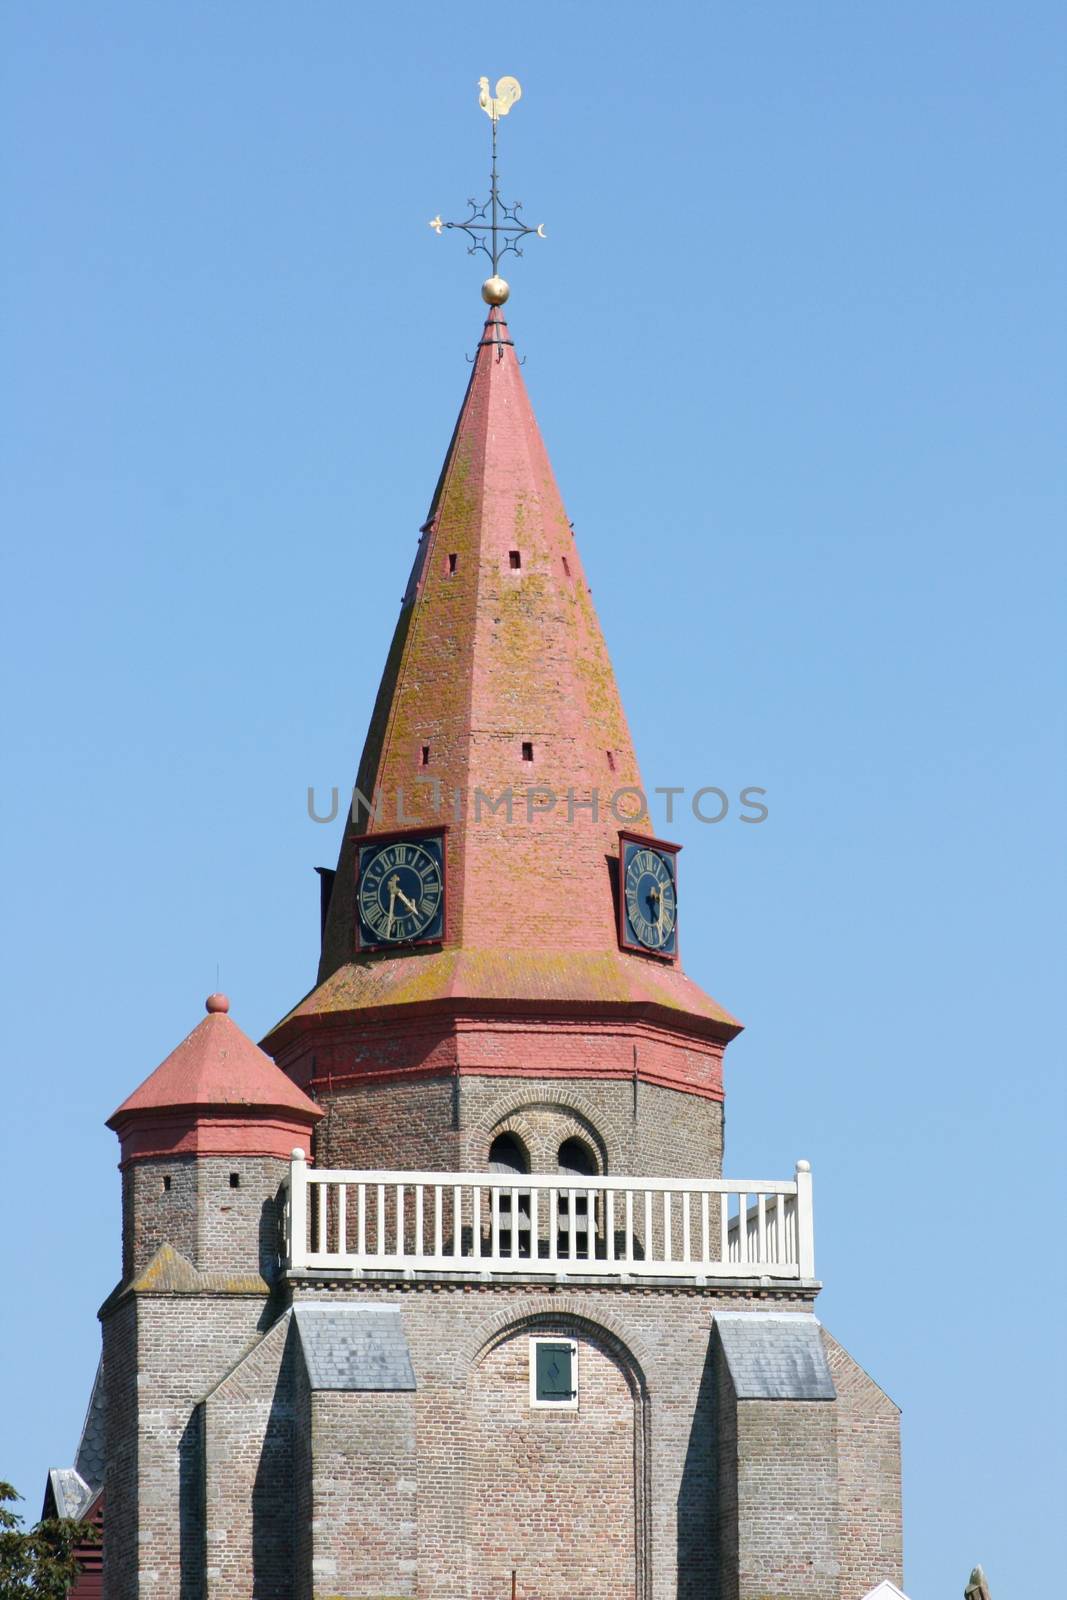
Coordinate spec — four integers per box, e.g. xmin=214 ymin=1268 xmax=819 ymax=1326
xmin=795 ymin=1159 xmax=815 ymax=1278
xmin=288 ymin=1148 xmax=309 ymax=1271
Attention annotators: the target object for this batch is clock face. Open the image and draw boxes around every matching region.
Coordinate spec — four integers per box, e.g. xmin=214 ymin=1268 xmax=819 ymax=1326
xmin=620 ymin=836 xmax=678 ymax=958
xmin=356 ymin=833 xmax=445 ymax=949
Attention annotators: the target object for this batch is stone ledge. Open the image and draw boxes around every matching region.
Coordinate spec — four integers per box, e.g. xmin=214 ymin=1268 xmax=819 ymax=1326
xmin=285 ymin=1268 xmax=821 ymax=1299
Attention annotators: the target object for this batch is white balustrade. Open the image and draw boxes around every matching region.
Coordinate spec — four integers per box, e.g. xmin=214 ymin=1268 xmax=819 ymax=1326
xmin=284 ymin=1150 xmax=816 ymax=1282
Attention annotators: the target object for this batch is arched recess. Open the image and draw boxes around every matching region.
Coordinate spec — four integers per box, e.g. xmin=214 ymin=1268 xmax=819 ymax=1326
xmin=558 ymin=1134 xmax=598 ymax=1175
xmin=463 ymin=1308 xmax=652 ymax=1600
xmin=488 ymin=1130 xmax=530 ymax=1174
xmin=470 ymin=1093 xmax=611 ymax=1174
xmin=487 ymin=1131 xmax=532 ymax=1255
xmin=556 ymin=1135 xmax=599 ymax=1258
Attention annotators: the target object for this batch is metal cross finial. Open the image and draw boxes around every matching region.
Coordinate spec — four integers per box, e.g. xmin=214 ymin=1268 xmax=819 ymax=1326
xmin=429 ymin=74 xmax=546 ymax=302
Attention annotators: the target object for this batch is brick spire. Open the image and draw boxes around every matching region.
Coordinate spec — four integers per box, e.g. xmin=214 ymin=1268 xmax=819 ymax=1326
xmin=320 ymin=304 xmax=654 ymax=968
xmin=266 ymin=307 xmax=738 ymax=1094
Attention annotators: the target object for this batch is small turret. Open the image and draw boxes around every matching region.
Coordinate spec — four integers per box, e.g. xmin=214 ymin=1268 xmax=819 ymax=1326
xmin=107 ymin=993 xmax=321 ymax=1281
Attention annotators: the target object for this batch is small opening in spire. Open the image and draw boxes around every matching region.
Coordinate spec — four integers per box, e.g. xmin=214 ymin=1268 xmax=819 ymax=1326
xmin=421 ymin=745 xmax=430 ymax=766
xmin=162 ymin=1175 xmax=172 ymax=1194
xmin=606 ymin=750 xmax=616 ymax=772
xmin=562 ymin=556 xmax=571 ymax=578
xmin=521 ymin=741 xmax=534 ymax=762
xmin=509 ymin=550 xmax=522 ymax=570
xmin=447 ymin=553 xmax=458 ymax=576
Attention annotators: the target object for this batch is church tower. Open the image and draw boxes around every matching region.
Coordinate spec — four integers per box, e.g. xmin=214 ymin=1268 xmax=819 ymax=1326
xmin=263 ymin=289 xmax=739 ymax=1185
xmin=90 ymin=78 xmax=905 ymax=1600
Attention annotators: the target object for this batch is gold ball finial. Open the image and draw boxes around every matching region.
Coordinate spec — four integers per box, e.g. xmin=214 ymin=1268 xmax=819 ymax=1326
xmin=481 ymin=275 xmax=510 ymax=306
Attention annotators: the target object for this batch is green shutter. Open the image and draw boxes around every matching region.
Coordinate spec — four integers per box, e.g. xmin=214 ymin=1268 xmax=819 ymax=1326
xmin=536 ymin=1342 xmax=574 ymax=1401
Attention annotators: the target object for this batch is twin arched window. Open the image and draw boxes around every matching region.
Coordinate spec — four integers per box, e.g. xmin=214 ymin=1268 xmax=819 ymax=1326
xmin=488 ymin=1131 xmax=599 ymax=1176
xmin=485 ymin=1128 xmax=601 ymax=1260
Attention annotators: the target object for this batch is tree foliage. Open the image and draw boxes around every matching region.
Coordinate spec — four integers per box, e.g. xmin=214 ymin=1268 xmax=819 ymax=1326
xmin=0 ymin=1483 xmax=87 ymax=1599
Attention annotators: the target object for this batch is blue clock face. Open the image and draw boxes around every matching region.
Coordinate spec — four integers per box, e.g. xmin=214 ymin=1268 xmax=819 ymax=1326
xmin=621 ymin=839 xmax=678 ymax=956
xmin=357 ymin=835 xmax=445 ymax=949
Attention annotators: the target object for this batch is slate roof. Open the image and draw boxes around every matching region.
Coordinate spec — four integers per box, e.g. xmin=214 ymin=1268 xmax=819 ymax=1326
xmin=714 ymin=1312 xmax=836 ymax=1400
xmin=43 ymin=1353 xmax=107 ymax=1523
xmin=74 ymin=1358 xmax=106 ymax=1491
xmin=293 ymin=1303 xmax=415 ymax=1392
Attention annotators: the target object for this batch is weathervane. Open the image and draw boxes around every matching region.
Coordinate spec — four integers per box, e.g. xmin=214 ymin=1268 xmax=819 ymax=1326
xmin=429 ymin=75 xmax=546 ymax=306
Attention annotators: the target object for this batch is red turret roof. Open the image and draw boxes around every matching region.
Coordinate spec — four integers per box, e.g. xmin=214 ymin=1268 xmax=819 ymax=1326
xmin=109 ymin=994 xmax=320 ymax=1161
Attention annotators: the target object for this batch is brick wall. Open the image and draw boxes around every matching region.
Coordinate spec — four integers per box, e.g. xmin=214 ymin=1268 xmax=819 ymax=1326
xmin=311 ymin=1073 xmax=722 ymax=1182
xmin=287 ymin=1280 xmax=813 ymax=1600
xmin=202 ymin=1315 xmax=296 ymax=1599
xmin=734 ymin=1398 xmax=839 ymax=1600
xmin=824 ymin=1332 xmax=903 ymax=1596
xmin=101 ymin=1299 xmax=138 ymax=1600
xmin=102 ymin=1292 xmax=271 ymax=1600
xmin=712 ymin=1337 xmax=739 ymax=1600
xmin=466 ymin=1324 xmax=636 ymax=1600
xmin=122 ymin=1159 xmax=197 ymax=1280
xmin=278 ymin=1013 xmax=726 ymax=1113
xmin=105 ymin=1267 xmax=899 ymax=1600
xmin=308 ymin=1389 xmax=418 ymax=1598
xmin=293 ymin=1348 xmax=312 ymax=1600
xmin=122 ymin=1155 xmax=290 ymax=1281
xmin=314 ymin=1076 xmax=460 ymax=1173
xmin=197 ymin=1157 xmax=289 ymax=1279
xmin=176 ymin=1276 xmax=816 ymax=1600
xmin=711 ymin=1326 xmax=903 ymax=1600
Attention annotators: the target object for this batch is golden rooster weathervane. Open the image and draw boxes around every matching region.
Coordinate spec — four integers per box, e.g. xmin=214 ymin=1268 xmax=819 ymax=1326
xmin=429 ymin=75 xmax=546 ymax=306
xmin=478 ymin=74 xmax=521 ymax=121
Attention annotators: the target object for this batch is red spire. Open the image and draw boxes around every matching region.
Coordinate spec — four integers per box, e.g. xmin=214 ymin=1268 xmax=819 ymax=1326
xmin=322 ymin=308 xmax=660 ymax=954
xmin=265 ymin=308 xmax=738 ymax=1088
xmin=109 ymin=994 xmax=321 ymax=1163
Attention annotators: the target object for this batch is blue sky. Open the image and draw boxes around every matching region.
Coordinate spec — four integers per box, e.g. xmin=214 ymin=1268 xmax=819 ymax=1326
xmin=2 ymin=2 xmax=1064 ymax=1592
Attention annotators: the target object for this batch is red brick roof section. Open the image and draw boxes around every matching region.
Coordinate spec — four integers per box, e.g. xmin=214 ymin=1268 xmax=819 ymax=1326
xmin=108 ymin=997 xmax=321 ymax=1162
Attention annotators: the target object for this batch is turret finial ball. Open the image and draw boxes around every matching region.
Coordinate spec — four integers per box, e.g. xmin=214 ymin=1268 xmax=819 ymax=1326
xmin=481 ymin=275 xmax=510 ymax=306
xmin=206 ymin=992 xmax=230 ymax=1014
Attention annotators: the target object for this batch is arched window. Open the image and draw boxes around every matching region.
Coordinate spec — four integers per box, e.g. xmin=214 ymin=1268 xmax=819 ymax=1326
xmin=489 ymin=1132 xmax=529 ymax=1174
xmin=557 ymin=1136 xmax=597 ymax=1177
xmin=488 ymin=1132 xmax=530 ymax=1258
xmin=557 ymin=1137 xmax=597 ymax=1258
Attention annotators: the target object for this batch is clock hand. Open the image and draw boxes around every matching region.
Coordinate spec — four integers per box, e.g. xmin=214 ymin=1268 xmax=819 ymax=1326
xmin=386 ymin=873 xmax=419 ymax=919
xmin=650 ymin=881 xmax=672 ymax=945
xmin=659 ymin=883 xmax=675 ymax=940
xmin=385 ymin=881 xmax=397 ymax=939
